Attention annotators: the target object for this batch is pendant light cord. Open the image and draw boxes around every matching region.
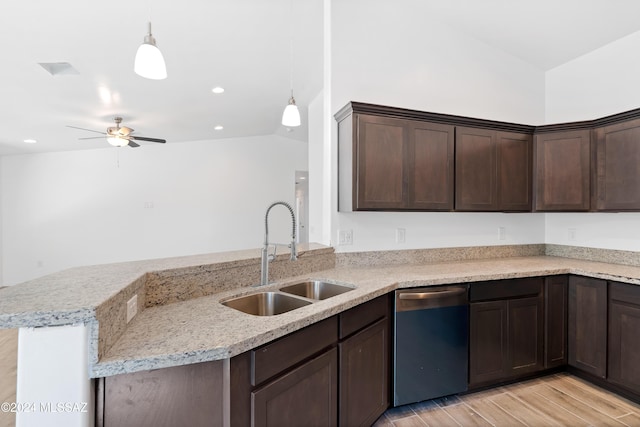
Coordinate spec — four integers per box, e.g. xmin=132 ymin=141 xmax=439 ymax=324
xmin=289 ymin=0 xmax=294 ymax=98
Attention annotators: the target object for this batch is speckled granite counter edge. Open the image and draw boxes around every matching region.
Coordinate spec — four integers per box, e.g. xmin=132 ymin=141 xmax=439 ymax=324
xmin=90 ymin=255 xmax=640 ymax=377
xmin=336 ymin=244 xmax=546 ymax=266
xmin=546 ymin=244 xmax=640 ymax=267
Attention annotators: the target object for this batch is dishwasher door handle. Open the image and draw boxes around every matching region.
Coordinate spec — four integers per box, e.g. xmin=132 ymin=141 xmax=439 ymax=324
xmin=398 ymin=288 xmax=466 ymax=300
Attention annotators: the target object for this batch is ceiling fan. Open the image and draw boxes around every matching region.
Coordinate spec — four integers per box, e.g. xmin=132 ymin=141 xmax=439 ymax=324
xmin=67 ymin=117 xmax=166 ymax=148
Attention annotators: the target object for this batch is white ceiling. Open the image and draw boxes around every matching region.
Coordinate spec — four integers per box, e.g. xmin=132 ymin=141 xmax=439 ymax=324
xmin=0 ymin=0 xmax=323 ymax=156
xmin=2 ymin=0 xmax=640 ymax=156
xmin=420 ymin=0 xmax=640 ymax=71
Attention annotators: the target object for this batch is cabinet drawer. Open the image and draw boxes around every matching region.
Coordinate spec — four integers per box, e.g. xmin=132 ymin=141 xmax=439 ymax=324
xmin=339 ymin=294 xmax=388 ymax=339
xmin=469 ymin=277 xmax=543 ymax=302
xmin=251 ymin=316 xmax=338 ymax=386
xmin=610 ymin=281 xmax=640 ymax=306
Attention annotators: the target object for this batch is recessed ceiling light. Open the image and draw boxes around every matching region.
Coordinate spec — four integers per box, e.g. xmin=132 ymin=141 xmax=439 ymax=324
xmin=214 ymin=125 xmax=224 ymax=131
xmin=212 ymin=87 xmax=225 ymax=94
xmin=23 ymin=139 xmax=37 ymax=144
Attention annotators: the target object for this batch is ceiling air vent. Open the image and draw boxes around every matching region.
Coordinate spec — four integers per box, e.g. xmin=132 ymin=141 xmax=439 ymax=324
xmin=38 ymin=62 xmax=79 ymax=76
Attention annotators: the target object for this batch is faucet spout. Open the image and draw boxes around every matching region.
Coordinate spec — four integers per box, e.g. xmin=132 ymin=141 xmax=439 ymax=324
xmin=260 ymin=201 xmax=298 ymax=286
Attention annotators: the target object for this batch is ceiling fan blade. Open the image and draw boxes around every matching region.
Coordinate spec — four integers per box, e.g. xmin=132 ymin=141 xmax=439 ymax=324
xmin=78 ymin=136 xmax=107 ymax=140
xmin=132 ymin=136 xmax=166 ymax=143
xmin=127 ymin=141 xmax=141 ymax=148
xmin=66 ymin=125 xmax=106 ymax=135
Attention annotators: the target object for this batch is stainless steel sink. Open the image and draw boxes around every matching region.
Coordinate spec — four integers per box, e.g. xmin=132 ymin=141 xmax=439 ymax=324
xmin=279 ymin=280 xmax=355 ymax=300
xmin=221 ymin=292 xmax=312 ymax=316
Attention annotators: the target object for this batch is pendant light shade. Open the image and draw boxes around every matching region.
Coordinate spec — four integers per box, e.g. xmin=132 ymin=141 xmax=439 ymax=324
xmin=134 ymin=22 xmax=167 ymax=80
xmin=282 ymin=96 xmax=301 ymax=127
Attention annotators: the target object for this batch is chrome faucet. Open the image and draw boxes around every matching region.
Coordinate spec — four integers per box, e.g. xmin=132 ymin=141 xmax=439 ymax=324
xmin=260 ymin=201 xmax=298 ymax=286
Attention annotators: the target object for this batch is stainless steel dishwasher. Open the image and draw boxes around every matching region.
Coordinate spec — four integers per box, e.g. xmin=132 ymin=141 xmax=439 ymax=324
xmin=394 ymin=285 xmax=469 ymax=406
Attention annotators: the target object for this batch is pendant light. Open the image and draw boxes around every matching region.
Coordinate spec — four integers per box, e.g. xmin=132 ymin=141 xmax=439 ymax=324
xmin=134 ymin=22 xmax=167 ymax=80
xmin=281 ymin=0 xmax=300 ymax=127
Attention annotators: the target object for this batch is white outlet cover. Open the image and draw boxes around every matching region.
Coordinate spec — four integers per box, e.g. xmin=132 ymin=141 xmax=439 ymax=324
xmin=126 ymin=295 xmax=138 ymax=323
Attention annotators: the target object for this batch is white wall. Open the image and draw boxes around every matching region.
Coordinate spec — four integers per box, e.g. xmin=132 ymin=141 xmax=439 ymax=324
xmin=0 ymin=160 xmax=3 ymax=286
xmin=329 ymin=0 xmax=547 ymax=252
xmin=331 ymin=1 xmax=546 ymax=123
xmin=546 ymin=30 xmax=640 ymax=123
xmin=1 ymin=135 xmax=307 ymax=285
xmin=545 ymin=29 xmax=640 ymax=251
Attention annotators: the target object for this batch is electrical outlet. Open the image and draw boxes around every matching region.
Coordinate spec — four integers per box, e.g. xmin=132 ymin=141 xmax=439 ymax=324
xmin=338 ymin=229 xmax=353 ymax=245
xmin=396 ymin=228 xmax=406 ymax=244
xmin=498 ymin=226 xmax=506 ymax=241
xmin=126 ymin=294 xmax=138 ymax=323
xmin=568 ymin=228 xmax=577 ymax=241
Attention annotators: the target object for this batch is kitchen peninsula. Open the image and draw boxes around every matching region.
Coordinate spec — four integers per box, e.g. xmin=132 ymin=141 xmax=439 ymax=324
xmin=2 ymin=243 xmax=640 ymax=426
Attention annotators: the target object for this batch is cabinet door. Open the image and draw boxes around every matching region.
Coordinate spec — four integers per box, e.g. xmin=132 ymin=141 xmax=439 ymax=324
xmin=252 ymin=348 xmax=338 ymax=427
xmin=568 ymin=276 xmax=607 ymax=377
xmin=534 ymin=130 xmax=591 ymax=211
xmin=594 ymin=118 xmax=640 ymax=211
xmin=408 ymin=121 xmax=454 ymax=210
xmin=355 ymin=114 xmax=407 ymax=209
xmin=469 ymin=300 xmax=508 ymax=386
xmin=608 ymin=282 xmax=640 ymax=393
xmin=545 ymin=276 xmax=568 ymax=369
xmin=339 ymin=318 xmax=389 ymax=427
xmin=455 ymin=127 xmax=498 ymax=211
xmin=101 ymin=361 xmax=225 ymax=427
xmin=508 ymin=296 xmax=544 ymax=376
xmin=498 ymin=131 xmax=532 ymax=211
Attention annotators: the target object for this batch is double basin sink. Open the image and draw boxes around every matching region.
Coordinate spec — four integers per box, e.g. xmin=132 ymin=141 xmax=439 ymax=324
xmin=221 ymin=280 xmax=355 ymax=316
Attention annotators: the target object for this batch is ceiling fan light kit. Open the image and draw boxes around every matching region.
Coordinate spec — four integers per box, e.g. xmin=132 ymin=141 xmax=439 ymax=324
xmin=134 ymin=22 xmax=167 ymax=80
xmin=67 ymin=116 xmax=166 ymax=148
xmin=107 ymin=136 xmax=129 ymax=147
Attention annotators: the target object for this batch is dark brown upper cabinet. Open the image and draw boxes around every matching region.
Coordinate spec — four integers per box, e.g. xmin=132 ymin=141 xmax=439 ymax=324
xmin=455 ymin=127 xmax=532 ymax=211
xmin=594 ymin=118 xmax=640 ymax=211
xmin=533 ymin=129 xmax=592 ymax=211
xmin=408 ymin=121 xmax=455 ymax=210
xmin=336 ymin=102 xmax=640 ymax=213
xmin=338 ymin=111 xmax=454 ymax=211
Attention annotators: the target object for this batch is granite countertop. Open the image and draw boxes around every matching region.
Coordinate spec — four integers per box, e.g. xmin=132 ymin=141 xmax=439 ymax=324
xmin=91 ymin=255 xmax=640 ymax=378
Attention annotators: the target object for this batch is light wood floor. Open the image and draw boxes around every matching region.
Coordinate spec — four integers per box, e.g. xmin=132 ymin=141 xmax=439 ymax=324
xmin=376 ymin=374 xmax=640 ymax=427
xmin=1 ymin=325 xmax=640 ymax=427
xmin=0 ymin=328 xmax=17 ymax=427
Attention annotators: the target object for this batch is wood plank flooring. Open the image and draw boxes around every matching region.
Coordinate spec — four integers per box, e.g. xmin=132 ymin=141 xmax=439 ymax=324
xmin=376 ymin=374 xmax=640 ymax=427
xmin=1 ymin=323 xmax=640 ymax=427
xmin=0 ymin=328 xmax=17 ymax=427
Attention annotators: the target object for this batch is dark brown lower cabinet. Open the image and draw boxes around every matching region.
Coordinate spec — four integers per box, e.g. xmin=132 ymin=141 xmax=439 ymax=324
xmin=608 ymin=281 xmax=640 ymax=394
xmin=252 ymin=348 xmax=338 ymax=427
xmin=96 ymin=360 xmax=225 ymax=427
xmin=545 ymin=275 xmax=568 ymax=368
xmin=568 ymin=276 xmax=607 ymax=377
xmin=469 ymin=278 xmax=544 ymax=388
xmin=231 ymin=295 xmax=390 ymax=427
xmin=508 ymin=296 xmax=544 ymax=376
xmin=469 ymin=300 xmax=508 ymax=385
xmin=339 ymin=318 xmax=388 ymax=427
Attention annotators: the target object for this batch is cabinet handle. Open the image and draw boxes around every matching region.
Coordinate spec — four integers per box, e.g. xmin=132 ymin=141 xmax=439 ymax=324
xmin=398 ymin=288 xmax=466 ymax=300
